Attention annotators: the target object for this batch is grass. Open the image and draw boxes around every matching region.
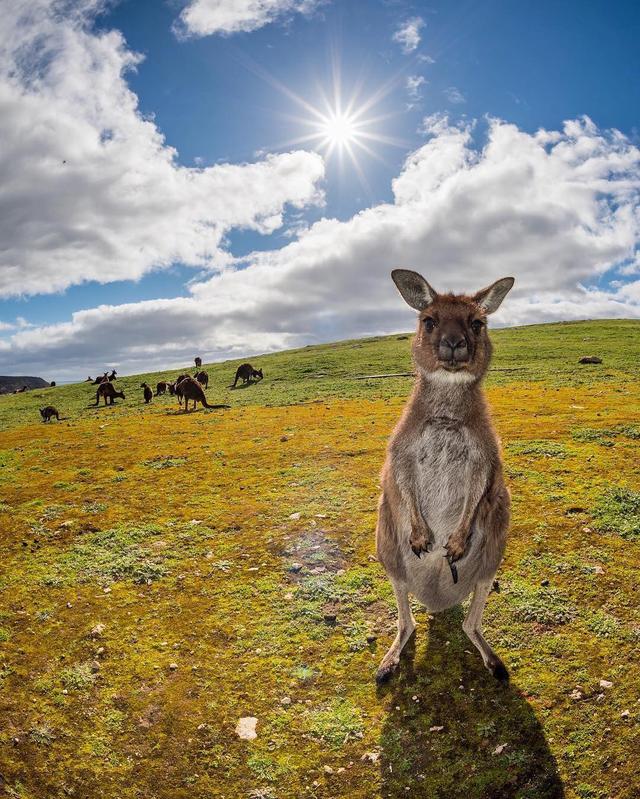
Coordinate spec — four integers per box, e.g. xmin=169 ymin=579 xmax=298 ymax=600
xmin=0 ymin=319 xmax=638 ymax=799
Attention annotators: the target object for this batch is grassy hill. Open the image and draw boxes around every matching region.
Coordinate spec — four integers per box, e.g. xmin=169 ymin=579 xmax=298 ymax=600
xmin=0 ymin=319 xmax=638 ymax=799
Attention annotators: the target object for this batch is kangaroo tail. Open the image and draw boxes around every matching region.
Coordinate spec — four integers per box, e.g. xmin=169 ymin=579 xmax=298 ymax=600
xmin=203 ymin=402 xmax=231 ymax=409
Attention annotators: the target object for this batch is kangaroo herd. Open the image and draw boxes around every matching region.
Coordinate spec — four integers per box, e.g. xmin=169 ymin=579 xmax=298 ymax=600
xmin=21 ymin=271 xmax=518 ymax=684
xmin=33 ymin=360 xmax=264 ymax=423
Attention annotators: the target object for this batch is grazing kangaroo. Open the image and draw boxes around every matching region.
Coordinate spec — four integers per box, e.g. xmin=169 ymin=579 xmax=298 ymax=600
xmin=95 ymin=382 xmax=125 ymax=406
xmin=156 ymin=381 xmax=170 ymax=396
xmin=176 ymin=377 xmax=229 ymax=412
xmin=375 ymin=269 xmax=514 ymax=685
xmin=195 ymin=356 xmax=202 ymax=369
xmin=141 ymin=382 xmax=153 ymax=403
xmin=194 ymin=370 xmax=209 ymax=389
xmin=232 ymin=363 xmax=263 ymax=387
xmin=40 ymin=406 xmax=60 ymax=422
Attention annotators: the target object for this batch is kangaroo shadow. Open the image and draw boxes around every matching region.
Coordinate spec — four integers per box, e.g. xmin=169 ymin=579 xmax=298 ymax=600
xmin=229 ymin=380 xmax=259 ymax=390
xmin=377 ymin=608 xmax=564 ymax=799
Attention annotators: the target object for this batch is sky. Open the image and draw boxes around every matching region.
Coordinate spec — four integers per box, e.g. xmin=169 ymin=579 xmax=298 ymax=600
xmin=1 ymin=0 xmax=639 ymax=381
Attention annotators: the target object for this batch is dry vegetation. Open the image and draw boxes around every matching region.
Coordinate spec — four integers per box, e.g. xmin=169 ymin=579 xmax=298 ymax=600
xmin=0 ymin=320 xmax=638 ymax=799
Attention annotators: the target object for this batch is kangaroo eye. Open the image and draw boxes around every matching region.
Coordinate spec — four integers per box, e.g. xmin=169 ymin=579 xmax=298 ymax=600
xmin=423 ymin=317 xmax=436 ymax=333
xmin=471 ymin=319 xmax=484 ymax=334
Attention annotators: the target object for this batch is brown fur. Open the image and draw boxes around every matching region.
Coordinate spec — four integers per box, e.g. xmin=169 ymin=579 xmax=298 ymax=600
xmin=195 ymin=357 xmax=202 ymax=368
xmin=176 ymin=377 xmax=229 ymax=412
xmin=156 ymin=381 xmax=170 ymax=396
xmin=95 ymin=382 xmax=125 ymax=406
xmin=194 ymin=370 xmax=209 ymax=389
xmin=375 ymin=269 xmax=514 ymax=685
xmin=40 ymin=406 xmax=60 ymax=422
xmin=141 ymin=382 xmax=153 ymax=403
xmin=232 ymin=363 xmax=263 ymax=387
xmin=92 ymin=372 xmax=108 ymax=385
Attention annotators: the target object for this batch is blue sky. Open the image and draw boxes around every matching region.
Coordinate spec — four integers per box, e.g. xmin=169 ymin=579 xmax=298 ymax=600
xmin=1 ymin=0 xmax=639 ymax=378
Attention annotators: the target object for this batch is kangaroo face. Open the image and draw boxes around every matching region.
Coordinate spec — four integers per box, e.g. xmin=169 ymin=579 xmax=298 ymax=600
xmin=391 ymin=269 xmax=514 ymax=384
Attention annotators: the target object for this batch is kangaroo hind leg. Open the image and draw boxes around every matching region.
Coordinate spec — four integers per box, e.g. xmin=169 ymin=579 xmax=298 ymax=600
xmin=462 ymin=579 xmax=508 ymax=683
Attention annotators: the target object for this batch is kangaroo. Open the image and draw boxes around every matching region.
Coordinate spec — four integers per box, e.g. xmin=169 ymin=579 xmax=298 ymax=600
xmin=232 ymin=363 xmax=263 ymax=387
xmin=194 ymin=370 xmax=209 ymax=389
xmin=156 ymin=381 xmax=170 ymax=396
xmin=141 ymin=382 xmax=153 ymax=403
xmin=40 ymin=406 xmax=60 ymax=422
xmin=92 ymin=372 xmax=108 ymax=385
xmin=176 ymin=377 xmax=229 ymax=412
xmin=95 ymin=382 xmax=125 ymax=406
xmin=195 ymin=356 xmax=202 ymax=369
xmin=108 ymin=369 xmax=117 ymax=381
xmin=375 ymin=269 xmax=514 ymax=685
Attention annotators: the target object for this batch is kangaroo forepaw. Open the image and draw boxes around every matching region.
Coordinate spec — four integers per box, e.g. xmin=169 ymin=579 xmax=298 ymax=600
xmin=410 ymin=529 xmax=433 ymax=558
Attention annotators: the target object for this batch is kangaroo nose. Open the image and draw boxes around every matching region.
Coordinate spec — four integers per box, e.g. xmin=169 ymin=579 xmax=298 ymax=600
xmin=438 ymin=335 xmax=469 ymax=362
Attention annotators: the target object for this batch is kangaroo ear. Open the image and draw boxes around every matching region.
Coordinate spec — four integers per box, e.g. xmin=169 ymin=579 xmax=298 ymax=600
xmin=391 ymin=269 xmax=438 ymax=311
xmin=474 ymin=277 xmax=515 ymax=314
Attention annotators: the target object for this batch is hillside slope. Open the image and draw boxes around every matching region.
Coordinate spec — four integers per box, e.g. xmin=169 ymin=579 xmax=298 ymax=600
xmin=0 ymin=319 xmax=638 ymax=799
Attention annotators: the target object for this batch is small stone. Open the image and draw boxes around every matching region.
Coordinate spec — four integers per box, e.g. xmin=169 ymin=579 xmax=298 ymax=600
xmin=280 ymin=436 xmax=288 ymax=442
xmin=323 ymin=765 xmax=334 ymax=775
xmin=89 ymin=623 xmax=106 ymax=639
xmin=289 ymin=512 xmax=301 ymax=520
xmin=96 ymin=647 xmax=105 ymax=656
xmin=492 ymin=743 xmax=508 ymax=755
xmin=540 ymin=579 xmax=550 ymax=587
xmin=599 ymin=679 xmax=613 ymax=689
xmin=288 ymin=562 xmax=303 ymax=574
xmin=103 ymin=587 xmax=111 ymax=594
xmin=169 ymin=663 xmax=178 ymax=671
xmin=280 ymin=696 xmax=292 ymax=706
xmin=594 ymin=565 xmax=604 ymax=574
xmin=236 ymin=716 xmax=258 ymax=740
xmin=429 ymin=725 xmax=444 ymax=732
xmin=621 ymin=710 xmax=630 ymax=719
xmin=66 ymin=602 xmax=73 ymax=608
xmin=361 ymin=751 xmax=380 ymax=763
xmin=570 ymin=689 xmax=583 ymax=700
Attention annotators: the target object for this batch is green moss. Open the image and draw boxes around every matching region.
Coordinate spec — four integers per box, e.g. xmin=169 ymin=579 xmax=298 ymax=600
xmin=305 ymin=699 xmax=364 ymax=748
xmin=592 ymin=487 xmax=640 ymax=540
xmin=60 ymin=663 xmax=96 ymax=692
xmin=508 ymin=440 xmax=569 ymax=458
xmin=509 ymin=585 xmax=577 ymax=625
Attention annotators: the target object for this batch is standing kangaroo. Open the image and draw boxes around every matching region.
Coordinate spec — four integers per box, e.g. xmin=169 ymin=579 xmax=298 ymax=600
xmin=176 ymin=377 xmax=229 ymax=412
xmin=376 ymin=269 xmax=514 ymax=685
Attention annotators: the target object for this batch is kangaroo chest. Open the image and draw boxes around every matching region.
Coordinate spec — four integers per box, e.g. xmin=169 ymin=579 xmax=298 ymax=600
xmin=412 ymin=420 xmax=487 ymax=538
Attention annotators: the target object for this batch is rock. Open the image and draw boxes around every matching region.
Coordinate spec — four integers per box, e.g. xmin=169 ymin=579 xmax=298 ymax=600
xmin=236 ymin=716 xmax=258 ymax=740
xmin=169 ymin=663 xmax=178 ymax=671
xmin=280 ymin=696 xmax=292 ymax=706
xmin=578 ymin=356 xmax=602 ymax=364
xmin=289 ymin=512 xmax=301 ymax=520
xmin=540 ymin=579 xmax=550 ymax=587
xmin=89 ymin=623 xmax=106 ymax=639
xmin=599 ymin=679 xmax=613 ymax=689
xmin=492 ymin=743 xmax=508 ymax=755
xmin=570 ymin=689 xmax=583 ymax=700
xmin=621 ymin=710 xmax=630 ymax=719
xmin=429 ymin=725 xmax=444 ymax=732
xmin=361 ymin=751 xmax=380 ymax=763
xmin=280 ymin=436 xmax=288 ymax=442
xmin=323 ymin=765 xmax=334 ymax=775
xmin=288 ymin=562 xmax=303 ymax=574
xmin=594 ymin=565 xmax=605 ymax=575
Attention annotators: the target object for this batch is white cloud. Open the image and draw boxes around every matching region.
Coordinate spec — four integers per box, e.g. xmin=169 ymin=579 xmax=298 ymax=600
xmin=392 ymin=17 xmax=425 ymax=54
xmin=0 ymin=0 xmax=325 ymax=298
xmin=174 ymin=0 xmax=324 ymax=38
xmin=406 ymin=75 xmax=426 ymax=100
xmin=3 ymin=115 xmax=639 ymax=380
xmin=443 ymin=86 xmax=466 ymax=104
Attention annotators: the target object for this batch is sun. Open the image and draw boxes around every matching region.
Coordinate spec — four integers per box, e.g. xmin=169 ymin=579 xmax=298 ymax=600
xmin=320 ymin=110 xmax=359 ymax=148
